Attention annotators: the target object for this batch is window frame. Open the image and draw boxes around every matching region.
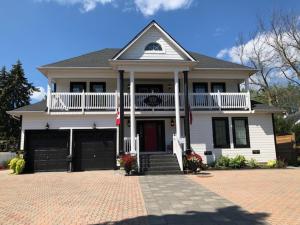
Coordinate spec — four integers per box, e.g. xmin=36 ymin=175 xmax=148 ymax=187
xmin=90 ymin=82 xmax=106 ymax=93
xmin=232 ymin=117 xmax=250 ymax=148
xmin=70 ymin=82 xmax=86 ymax=93
xmin=212 ymin=117 xmax=230 ymax=148
xmin=144 ymin=42 xmax=163 ymax=53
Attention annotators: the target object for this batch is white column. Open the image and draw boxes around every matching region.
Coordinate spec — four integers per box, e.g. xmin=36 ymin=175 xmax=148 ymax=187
xmin=47 ymin=77 xmax=52 ymax=114
xmin=174 ymin=70 xmax=181 ymax=139
xmin=20 ymin=129 xmax=25 ymax=150
xmin=69 ymin=129 xmax=73 ymax=171
xmin=130 ymin=71 xmax=136 ymax=153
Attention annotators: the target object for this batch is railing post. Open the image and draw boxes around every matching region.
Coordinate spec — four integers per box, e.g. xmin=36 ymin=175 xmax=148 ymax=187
xmin=217 ymin=90 xmax=221 ymax=110
xmin=247 ymin=91 xmax=251 ymax=110
xmin=115 ymin=90 xmax=118 ymax=112
xmin=81 ymin=90 xmax=85 ymax=114
xmin=136 ymin=134 xmax=140 ymax=172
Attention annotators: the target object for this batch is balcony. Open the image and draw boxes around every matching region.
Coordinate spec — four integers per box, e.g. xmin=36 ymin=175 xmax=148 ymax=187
xmin=48 ymin=92 xmax=251 ymax=112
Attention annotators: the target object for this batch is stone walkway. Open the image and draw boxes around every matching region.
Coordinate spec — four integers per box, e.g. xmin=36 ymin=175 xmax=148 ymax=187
xmin=139 ymin=175 xmax=269 ymax=225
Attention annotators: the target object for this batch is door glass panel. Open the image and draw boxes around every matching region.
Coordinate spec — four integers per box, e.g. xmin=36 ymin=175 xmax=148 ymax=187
xmin=193 ymin=83 xmax=208 ymax=106
xmin=211 ymin=83 xmax=225 ymax=93
xmin=90 ymin=83 xmax=105 ymax=92
xmin=70 ymin=83 xmax=86 ymax=92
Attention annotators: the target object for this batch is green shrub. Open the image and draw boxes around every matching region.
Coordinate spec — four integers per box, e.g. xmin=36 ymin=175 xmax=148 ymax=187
xmin=9 ymin=157 xmax=19 ymax=172
xmin=229 ymin=155 xmax=246 ymax=168
xmin=275 ymin=159 xmax=287 ymax=168
xmin=15 ymin=159 xmax=25 ymax=174
xmin=8 ymin=157 xmax=25 ymax=174
xmin=247 ymin=158 xmax=259 ymax=168
xmin=267 ymin=160 xmax=277 ymax=168
xmin=215 ymin=156 xmax=230 ymax=168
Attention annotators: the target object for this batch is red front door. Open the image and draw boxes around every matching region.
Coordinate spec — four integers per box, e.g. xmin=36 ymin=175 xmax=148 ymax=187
xmin=137 ymin=120 xmax=165 ymax=152
xmin=144 ymin=122 xmax=158 ymax=151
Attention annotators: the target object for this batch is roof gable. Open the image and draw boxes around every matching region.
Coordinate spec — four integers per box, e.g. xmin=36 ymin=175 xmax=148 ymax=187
xmin=113 ymin=20 xmax=196 ymax=61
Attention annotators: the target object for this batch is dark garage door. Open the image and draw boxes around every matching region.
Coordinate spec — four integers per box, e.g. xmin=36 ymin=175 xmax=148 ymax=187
xmin=73 ymin=129 xmax=116 ymax=171
xmin=25 ymin=130 xmax=70 ymax=172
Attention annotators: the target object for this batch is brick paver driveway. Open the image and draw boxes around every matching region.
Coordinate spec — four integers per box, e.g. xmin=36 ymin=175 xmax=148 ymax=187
xmin=189 ymin=168 xmax=300 ymax=225
xmin=0 ymin=170 xmax=147 ymax=225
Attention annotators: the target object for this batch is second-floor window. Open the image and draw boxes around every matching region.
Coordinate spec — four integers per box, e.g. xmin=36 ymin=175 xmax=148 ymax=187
xmin=70 ymin=82 xmax=86 ymax=93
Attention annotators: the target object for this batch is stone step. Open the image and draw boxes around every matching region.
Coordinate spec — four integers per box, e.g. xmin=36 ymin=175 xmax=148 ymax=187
xmin=139 ymin=153 xmax=181 ymax=175
xmin=144 ymin=170 xmax=183 ymax=175
xmin=141 ymin=161 xmax=179 ymax=167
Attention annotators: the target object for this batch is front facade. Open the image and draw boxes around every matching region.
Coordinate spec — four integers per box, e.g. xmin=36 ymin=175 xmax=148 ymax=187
xmin=9 ymin=21 xmax=279 ymax=173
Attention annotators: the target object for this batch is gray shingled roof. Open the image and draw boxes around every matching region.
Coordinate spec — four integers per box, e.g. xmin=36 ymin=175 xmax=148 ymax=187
xmin=8 ymin=100 xmax=47 ymax=113
xmin=251 ymin=100 xmax=284 ymax=113
xmin=41 ymin=48 xmax=253 ymax=70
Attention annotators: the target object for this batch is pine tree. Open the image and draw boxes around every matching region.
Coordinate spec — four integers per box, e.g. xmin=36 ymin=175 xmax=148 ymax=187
xmin=0 ymin=67 xmax=9 ymax=141
xmin=1 ymin=61 xmax=37 ymax=148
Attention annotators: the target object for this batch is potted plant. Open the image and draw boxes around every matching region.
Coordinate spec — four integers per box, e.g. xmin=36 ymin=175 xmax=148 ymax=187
xmin=185 ymin=151 xmax=204 ymax=173
xmin=120 ymin=154 xmax=136 ymax=175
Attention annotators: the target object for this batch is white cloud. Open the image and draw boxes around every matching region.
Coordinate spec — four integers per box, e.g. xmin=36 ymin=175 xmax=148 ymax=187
xmin=134 ymin=0 xmax=193 ymax=16
xmin=31 ymin=86 xmax=46 ymax=102
xmin=37 ymin=0 xmax=193 ymax=15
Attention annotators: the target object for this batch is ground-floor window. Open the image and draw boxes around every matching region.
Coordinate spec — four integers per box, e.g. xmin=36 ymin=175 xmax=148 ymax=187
xmin=232 ymin=117 xmax=250 ymax=148
xmin=212 ymin=117 xmax=230 ymax=148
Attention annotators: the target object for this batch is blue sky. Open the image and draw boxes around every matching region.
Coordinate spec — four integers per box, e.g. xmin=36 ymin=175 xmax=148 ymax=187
xmin=0 ymin=0 xmax=299 ymax=101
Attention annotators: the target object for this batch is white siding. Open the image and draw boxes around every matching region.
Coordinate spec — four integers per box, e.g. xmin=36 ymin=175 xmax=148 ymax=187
xmin=120 ymin=27 xmax=187 ymax=60
xmin=22 ymin=114 xmax=116 ymax=130
xmin=190 ymin=113 xmax=276 ymax=163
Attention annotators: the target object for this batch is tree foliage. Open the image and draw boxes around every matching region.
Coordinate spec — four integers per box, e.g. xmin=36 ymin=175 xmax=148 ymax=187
xmin=0 ymin=61 xmax=37 ymax=149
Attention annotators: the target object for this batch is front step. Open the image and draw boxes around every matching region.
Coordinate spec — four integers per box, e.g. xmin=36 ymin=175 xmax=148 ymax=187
xmin=140 ymin=153 xmax=182 ymax=175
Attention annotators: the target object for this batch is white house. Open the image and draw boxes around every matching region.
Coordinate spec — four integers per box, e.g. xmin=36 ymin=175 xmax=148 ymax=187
xmin=8 ymin=21 xmax=282 ymax=174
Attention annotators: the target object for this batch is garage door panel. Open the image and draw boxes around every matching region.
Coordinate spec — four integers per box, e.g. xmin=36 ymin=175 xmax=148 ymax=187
xmin=25 ymin=130 xmax=69 ymax=172
xmin=74 ymin=130 xmax=116 ymax=171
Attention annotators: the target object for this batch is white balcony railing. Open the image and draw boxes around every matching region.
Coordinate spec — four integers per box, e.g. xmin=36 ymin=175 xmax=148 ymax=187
xmin=50 ymin=92 xmax=117 ymax=111
xmin=48 ymin=91 xmax=251 ymax=112
xmin=124 ymin=93 xmax=175 ymax=109
xmin=189 ymin=92 xmax=251 ymax=110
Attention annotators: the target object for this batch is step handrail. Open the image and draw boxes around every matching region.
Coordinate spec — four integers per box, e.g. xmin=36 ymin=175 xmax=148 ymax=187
xmin=173 ymin=134 xmax=184 ymax=171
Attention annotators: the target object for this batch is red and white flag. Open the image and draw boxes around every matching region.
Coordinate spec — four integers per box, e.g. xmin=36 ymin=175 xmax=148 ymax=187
xmin=116 ymin=108 xmax=120 ymax=126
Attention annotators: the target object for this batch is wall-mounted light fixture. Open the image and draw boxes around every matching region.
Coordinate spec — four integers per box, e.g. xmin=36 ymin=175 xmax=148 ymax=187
xmin=170 ymin=118 xmax=175 ymax=127
xmin=92 ymin=122 xmax=97 ymax=129
xmin=45 ymin=123 xmax=50 ymax=130
xmin=168 ymin=83 xmax=172 ymax=91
